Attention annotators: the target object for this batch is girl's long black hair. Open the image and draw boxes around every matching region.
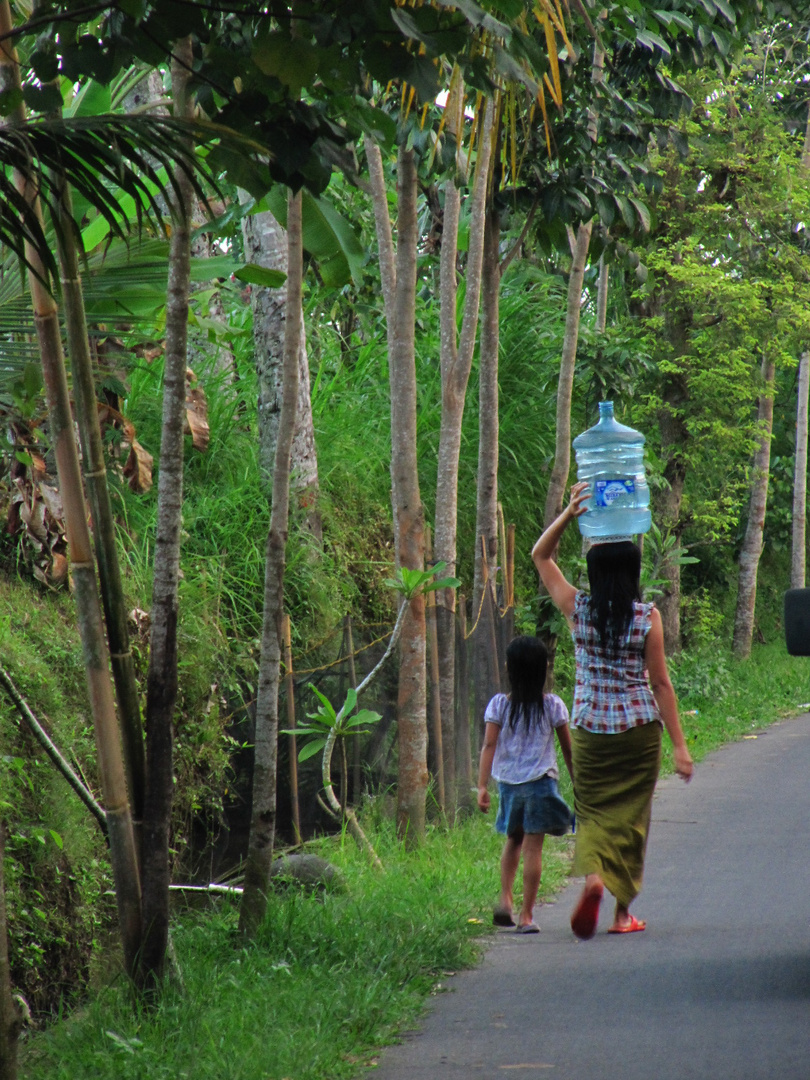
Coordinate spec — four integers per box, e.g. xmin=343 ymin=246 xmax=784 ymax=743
xmin=585 ymin=540 xmax=642 ymax=653
xmin=505 ymin=635 xmax=547 ymax=731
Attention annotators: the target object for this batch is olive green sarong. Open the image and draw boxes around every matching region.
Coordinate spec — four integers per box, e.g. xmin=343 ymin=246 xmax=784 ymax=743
xmin=571 ymin=722 xmax=662 ymax=908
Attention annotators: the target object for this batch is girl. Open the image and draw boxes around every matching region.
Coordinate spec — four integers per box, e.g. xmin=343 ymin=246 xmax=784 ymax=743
xmin=478 ymin=635 xmax=574 ymax=933
xmin=532 ymin=481 xmax=693 ymax=939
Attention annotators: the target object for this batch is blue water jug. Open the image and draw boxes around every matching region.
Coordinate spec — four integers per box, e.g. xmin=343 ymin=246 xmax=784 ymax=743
xmin=572 ymin=401 xmax=651 ymax=539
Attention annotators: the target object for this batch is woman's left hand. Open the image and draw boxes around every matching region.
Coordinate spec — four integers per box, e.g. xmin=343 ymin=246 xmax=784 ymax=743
xmin=674 ymin=745 xmax=694 ymax=782
xmin=568 ymin=481 xmax=590 ymax=517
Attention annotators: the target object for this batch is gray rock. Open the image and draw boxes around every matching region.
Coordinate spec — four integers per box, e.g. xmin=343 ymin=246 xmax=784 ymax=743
xmin=269 ymin=853 xmax=344 ymax=893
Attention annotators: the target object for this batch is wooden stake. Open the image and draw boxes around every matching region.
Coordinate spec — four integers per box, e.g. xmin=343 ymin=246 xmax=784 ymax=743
xmin=425 ymin=526 xmax=446 ymax=814
xmin=455 ymin=594 xmax=473 ymax=810
xmin=282 ymin=614 xmax=302 ymax=845
xmin=344 ymin=615 xmax=361 ymax=804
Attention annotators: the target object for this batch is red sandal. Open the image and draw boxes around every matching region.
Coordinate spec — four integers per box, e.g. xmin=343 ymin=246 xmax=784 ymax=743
xmin=570 ymin=883 xmax=603 ymax=940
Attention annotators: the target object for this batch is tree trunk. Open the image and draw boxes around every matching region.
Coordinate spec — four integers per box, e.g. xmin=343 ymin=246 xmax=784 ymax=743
xmin=139 ymin=39 xmax=194 ymax=990
xmin=390 ymin=146 xmax=428 ymax=842
xmin=794 ymin=106 xmax=810 ymax=589
xmin=792 ymin=353 xmax=809 ymax=589
xmin=473 ymin=206 xmax=502 ymax=725
xmin=543 ymin=219 xmax=594 ymax=531
xmin=365 ymin=135 xmax=428 ymax=841
xmin=241 ymin=208 xmax=321 ymax=541
xmin=596 ymin=253 xmax=609 ymax=334
xmin=0 ymin=0 xmax=142 ymax=980
xmin=0 ymin=824 xmax=22 ymax=1080
xmin=733 ymin=354 xmax=776 ymax=658
xmin=434 ymin=93 xmax=494 ymax=816
xmin=239 ymin=188 xmax=303 ymax=934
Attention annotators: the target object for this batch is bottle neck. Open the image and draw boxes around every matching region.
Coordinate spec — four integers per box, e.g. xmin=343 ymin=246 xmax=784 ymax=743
xmin=598 ymin=401 xmax=614 ymax=422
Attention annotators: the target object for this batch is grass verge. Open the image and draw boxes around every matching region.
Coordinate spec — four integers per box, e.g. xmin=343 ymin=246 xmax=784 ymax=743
xmin=20 ymin=815 xmax=573 ymax=1080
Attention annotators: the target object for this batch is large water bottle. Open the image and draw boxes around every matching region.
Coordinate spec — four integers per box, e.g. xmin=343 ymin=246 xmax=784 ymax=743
xmin=573 ymin=401 xmax=651 ymax=539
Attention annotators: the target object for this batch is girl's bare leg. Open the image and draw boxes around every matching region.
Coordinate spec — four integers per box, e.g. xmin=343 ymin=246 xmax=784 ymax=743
xmin=518 ymin=833 xmax=545 ymax=927
xmin=499 ymin=835 xmax=522 ymax=913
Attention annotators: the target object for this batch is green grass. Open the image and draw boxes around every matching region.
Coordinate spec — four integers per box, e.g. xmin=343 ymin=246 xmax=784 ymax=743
xmin=20 ymin=815 xmax=573 ymax=1080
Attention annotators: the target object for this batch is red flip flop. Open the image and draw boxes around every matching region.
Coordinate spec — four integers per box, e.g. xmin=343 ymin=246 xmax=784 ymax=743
xmin=608 ymin=915 xmax=646 ymax=934
xmin=570 ymin=884 xmax=603 ymax=940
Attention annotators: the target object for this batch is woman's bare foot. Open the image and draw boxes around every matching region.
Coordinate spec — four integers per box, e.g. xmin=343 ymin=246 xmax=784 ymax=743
xmin=607 ymin=905 xmax=646 ymax=933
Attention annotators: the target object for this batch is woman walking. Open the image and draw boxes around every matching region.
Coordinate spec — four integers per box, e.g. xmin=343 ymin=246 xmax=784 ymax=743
xmin=532 ymin=482 xmax=693 ymax=939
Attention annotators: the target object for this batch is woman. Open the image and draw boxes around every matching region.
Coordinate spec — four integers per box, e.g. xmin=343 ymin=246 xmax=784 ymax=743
xmin=532 ymin=481 xmax=693 ymax=939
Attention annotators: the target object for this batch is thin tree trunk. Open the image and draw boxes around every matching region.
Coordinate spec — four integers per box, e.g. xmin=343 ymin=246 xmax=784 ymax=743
xmin=733 ymin=354 xmax=776 ymax=658
xmin=365 ymin=136 xmax=428 ymax=841
xmin=241 ymin=209 xmax=321 ymax=541
xmin=434 ymin=94 xmax=494 ymax=817
xmin=794 ymin=105 xmax=810 ymax=589
xmin=473 ymin=207 xmax=502 ymax=713
xmin=0 ymin=0 xmax=142 ymax=979
xmin=792 ymin=354 xmax=809 ymax=589
xmin=239 ymin=187 xmax=303 ymax=934
xmin=390 ymin=146 xmax=428 ymax=843
xmin=596 ymin=253 xmax=608 ymax=334
xmin=50 ymin=157 xmax=145 ymax=825
xmin=0 ymin=823 xmax=22 ymax=1080
xmin=543 ymin=219 xmax=594 ymax=531
xmin=139 ymin=39 xmax=194 ymax=990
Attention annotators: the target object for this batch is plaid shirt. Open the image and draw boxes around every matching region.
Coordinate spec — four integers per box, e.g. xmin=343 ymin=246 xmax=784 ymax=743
xmin=570 ymin=591 xmax=660 ymax=734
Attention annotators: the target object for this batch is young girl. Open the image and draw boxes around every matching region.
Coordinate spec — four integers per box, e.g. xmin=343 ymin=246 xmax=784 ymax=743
xmin=477 ymin=635 xmax=574 ymax=933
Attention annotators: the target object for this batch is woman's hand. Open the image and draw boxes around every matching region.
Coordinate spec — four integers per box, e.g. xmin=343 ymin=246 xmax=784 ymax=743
xmin=477 ymin=785 xmax=491 ymax=812
xmin=568 ymin=481 xmax=590 ymax=517
xmin=674 ymin=745 xmax=694 ymax=782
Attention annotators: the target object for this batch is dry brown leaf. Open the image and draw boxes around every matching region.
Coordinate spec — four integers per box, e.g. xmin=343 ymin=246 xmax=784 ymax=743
xmin=184 ymin=370 xmax=210 ymax=453
xmin=39 ymin=482 xmax=63 ymax=522
xmin=50 ymin=552 xmax=69 ymax=585
xmin=123 ymin=440 xmax=154 ymax=493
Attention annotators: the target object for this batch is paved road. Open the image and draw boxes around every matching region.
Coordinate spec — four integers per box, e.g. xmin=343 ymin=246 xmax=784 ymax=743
xmin=371 ymin=712 xmax=810 ymax=1080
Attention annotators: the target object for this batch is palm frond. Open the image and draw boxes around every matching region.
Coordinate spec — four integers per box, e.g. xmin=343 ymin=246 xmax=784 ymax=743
xmin=0 ymin=114 xmax=264 ymax=281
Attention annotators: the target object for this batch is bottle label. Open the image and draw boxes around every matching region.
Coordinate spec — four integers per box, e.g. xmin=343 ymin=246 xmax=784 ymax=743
xmin=595 ymin=479 xmax=635 ymax=507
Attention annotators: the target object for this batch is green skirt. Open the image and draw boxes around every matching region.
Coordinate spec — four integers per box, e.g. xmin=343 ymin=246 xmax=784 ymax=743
xmin=571 ymin=722 xmax=662 ymax=908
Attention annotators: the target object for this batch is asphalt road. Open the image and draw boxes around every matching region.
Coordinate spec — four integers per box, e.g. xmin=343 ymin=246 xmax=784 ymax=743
xmin=370 ymin=711 xmax=810 ymax=1080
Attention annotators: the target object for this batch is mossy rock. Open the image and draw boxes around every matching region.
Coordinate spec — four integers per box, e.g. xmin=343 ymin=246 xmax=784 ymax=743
xmin=269 ymin=854 xmax=345 ymax=893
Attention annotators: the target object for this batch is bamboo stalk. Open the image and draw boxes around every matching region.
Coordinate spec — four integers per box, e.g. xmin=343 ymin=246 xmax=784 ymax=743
xmin=50 ymin=161 xmax=146 ymax=824
xmin=0 ymin=0 xmax=142 ymax=978
xmin=0 ymin=667 xmax=107 ymax=832
xmin=282 ymin=614 xmax=301 ymax=844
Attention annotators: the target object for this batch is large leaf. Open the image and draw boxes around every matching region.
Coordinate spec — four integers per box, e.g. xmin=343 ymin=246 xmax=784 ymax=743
xmin=265 ymin=187 xmax=366 ymax=288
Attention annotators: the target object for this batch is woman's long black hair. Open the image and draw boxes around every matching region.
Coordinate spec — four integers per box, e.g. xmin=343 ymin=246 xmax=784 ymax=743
xmin=585 ymin=541 xmax=642 ymax=654
xmin=505 ymin=635 xmax=547 ymax=731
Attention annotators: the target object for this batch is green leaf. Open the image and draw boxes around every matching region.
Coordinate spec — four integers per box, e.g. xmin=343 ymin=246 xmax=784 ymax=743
xmin=233 ymin=264 xmax=287 ymax=288
xmin=628 ymin=197 xmax=651 ymax=232
xmin=49 ymin=830 xmax=63 ymax=850
xmin=712 ymin=0 xmax=736 ymax=24
xmin=615 ymin=195 xmax=635 ymax=229
xmin=298 ymin=739 xmax=327 ymax=762
xmin=635 ymin=30 xmax=671 ymax=61
xmin=423 ymin=576 xmax=461 ymax=593
xmin=252 ymin=31 xmax=320 ymax=98
xmin=345 ymin=710 xmax=382 ymax=728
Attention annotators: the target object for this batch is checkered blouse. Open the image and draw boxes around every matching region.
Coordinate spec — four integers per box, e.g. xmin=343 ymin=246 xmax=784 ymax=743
xmin=570 ymin=590 xmax=661 ymax=734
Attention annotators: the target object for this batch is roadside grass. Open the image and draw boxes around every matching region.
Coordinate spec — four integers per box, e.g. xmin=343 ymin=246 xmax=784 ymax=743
xmin=21 ymin=815 xmax=573 ymax=1080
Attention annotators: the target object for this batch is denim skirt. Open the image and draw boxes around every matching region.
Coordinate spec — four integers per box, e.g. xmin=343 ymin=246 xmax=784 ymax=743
xmin=495 ymin=775 xmax=574 ymax=838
